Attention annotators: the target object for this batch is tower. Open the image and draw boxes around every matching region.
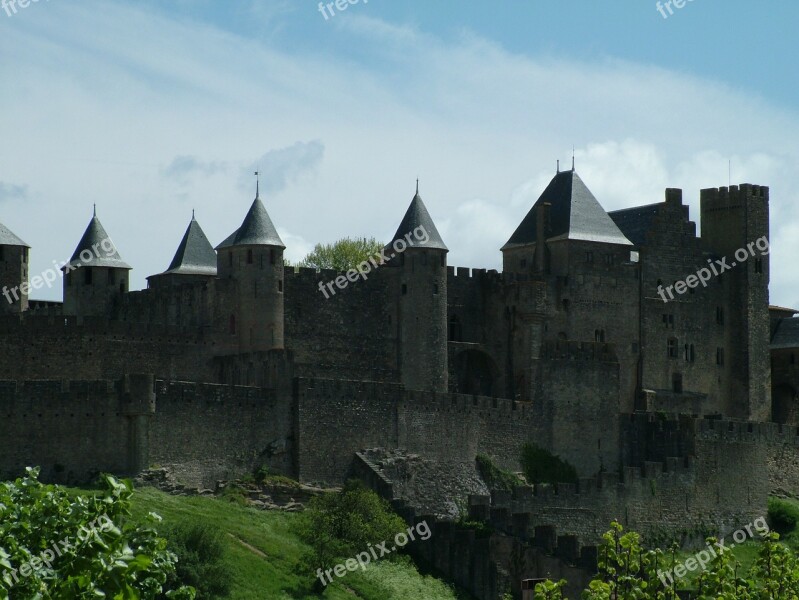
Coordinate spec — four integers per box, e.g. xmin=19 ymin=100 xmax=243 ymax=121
xmin=0 ymin=220 xmax=30 ymax=314
xmin=62 ymin=208 xmax=131 ymax=317
xmin=391 ymin=182 xmax=448 ymax=392
xmin=216 ymin=184 xmax=285 ymax=353
xmin=700 ymin=184 xmax=770 ymax=421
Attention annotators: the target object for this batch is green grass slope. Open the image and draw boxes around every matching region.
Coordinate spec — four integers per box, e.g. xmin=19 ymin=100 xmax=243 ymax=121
xmin=127 ymin=487 xmax=464 ymax=600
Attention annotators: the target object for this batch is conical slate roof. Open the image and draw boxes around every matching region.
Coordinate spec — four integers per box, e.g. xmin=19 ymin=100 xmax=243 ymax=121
xmin=65 ymin=212 xmax=131 ymax=269
xmin=0 ymin=221 xmax=29 ymax=247
xmin=216 ymin=193 xmax=285 ymax=250
xmin=159 ymin=215 xmax=217 ymax=276
xmin=389 ymin=186 xmax=448 ymax=251
xmin=502 ymin=170 xmax=632 ymax=250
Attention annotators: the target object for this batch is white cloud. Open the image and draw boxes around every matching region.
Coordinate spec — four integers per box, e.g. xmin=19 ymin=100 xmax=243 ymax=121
xmin=1 ymin=1 xmax=798 ymax=307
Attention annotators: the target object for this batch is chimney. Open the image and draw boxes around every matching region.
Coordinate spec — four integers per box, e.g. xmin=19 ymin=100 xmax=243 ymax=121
xmin=535 ymin=202 xmax=550 ymax=272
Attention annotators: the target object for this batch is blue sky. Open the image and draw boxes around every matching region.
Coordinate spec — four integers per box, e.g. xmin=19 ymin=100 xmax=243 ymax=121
xmin=1 ymin=0 xmax=798 ymax=305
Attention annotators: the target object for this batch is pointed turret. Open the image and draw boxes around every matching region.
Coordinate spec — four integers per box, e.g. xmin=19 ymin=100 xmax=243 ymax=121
xmin=62 ymin=209 xmax=131 ymax=317
xmin=388 ymin=183 xmax=448 ymax=252
xmin=216 ymin=185 xmax=285 ymax=354
xmin=0 ymin=220 xmax=30 ymax=314
xmin=392 ymin=182 xmax=448 ymax=393
xmin=148 ymin=213 xmax=217 ymax=289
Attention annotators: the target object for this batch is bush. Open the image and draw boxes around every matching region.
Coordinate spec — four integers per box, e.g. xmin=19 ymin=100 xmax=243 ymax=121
xmin=295 ymin=480 xmax=407 ymax=576
xmin=768 ymin=497 xmax=799 ymax=535
xmin=519 ymin=443 xmax=578 ymax=485
xmin=162 ymin=521 xmax=231 ymax=599
xmin=475 ymin=454 xmax=523 ymax=491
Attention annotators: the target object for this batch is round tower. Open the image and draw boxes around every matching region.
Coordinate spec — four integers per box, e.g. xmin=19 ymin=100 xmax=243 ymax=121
xmin=391 ymin=182 xmax=449 ymax=392
xmin=215 ymin=182 xmax=285 ymax=353
xmin=62 ymin=207 xmax=131 ymax=317
xmin=0 ymin=221 xmax=30 ymax=314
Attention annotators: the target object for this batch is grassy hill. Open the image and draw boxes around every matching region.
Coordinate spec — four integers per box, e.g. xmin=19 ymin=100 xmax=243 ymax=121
xmin=126 ymin=486 xmax=467 ymax=600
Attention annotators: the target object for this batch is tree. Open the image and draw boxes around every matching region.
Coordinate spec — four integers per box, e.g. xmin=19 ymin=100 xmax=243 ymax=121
xmin=0 ymin=467 xmax=194 ymax=599
xmin=298 ymin=237 xmax=384 ymax=271
xmin=161 ymin=521 xmax=230 ymax=599
xmin=295 ymin=480 xmax=407 ymax=589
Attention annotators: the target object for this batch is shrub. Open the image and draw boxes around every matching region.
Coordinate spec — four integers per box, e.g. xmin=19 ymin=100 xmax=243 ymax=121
xmin=768 ymin=497 xmax=799 ymax=535
xmin=519 ymin=443 xmax=578 ymax=485
xmin=162 ymin=521 xmax=231 ymax=599
xmin=295 ymin=480 xmax=407 ymax=575
xmin=475 ymin=454 xmax=523 ymax=491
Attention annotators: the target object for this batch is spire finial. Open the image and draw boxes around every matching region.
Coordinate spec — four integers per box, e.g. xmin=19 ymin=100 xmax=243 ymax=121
xmin=93 ymin=203 xmax=96 ymax=217
xmin=254 ymin=170 xmax=260 ymax=200
xmin=572 ymin=146 xmax=575 ymax=172
xmin=416 ymin=178 xmax=419 ymax=196
xmin=556 ymin=160 xmax=560 ymax=174
xmin=192 ymin=208 xmax=195 ymax=220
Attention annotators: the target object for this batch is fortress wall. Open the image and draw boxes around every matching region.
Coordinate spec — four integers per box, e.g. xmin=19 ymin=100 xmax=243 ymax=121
xmin=0 ymin=379 xmax=131 ymax=483
xmin=295 ymin=377 xmax=538 ymax=484
xmin=148 ymin=381 xmax=291 ymax=489
xmin=533 ymin=343 xmax=622 ymax=475
xmin=399 ymin=390 xmax=535 ymax=472
xmin=0 ymin=315 xmax=215 ymax=382
xmin=295 ymin=377 xmax=402 ymax=483
xmin=492 ymin=433 xmax=767 ymax=547
xmin=284 ymin=267 xmax=400 ymax=382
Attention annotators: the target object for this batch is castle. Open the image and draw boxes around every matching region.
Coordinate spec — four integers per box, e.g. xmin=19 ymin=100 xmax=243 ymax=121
xmin=2 ymin=166 xmax=799 ymax=556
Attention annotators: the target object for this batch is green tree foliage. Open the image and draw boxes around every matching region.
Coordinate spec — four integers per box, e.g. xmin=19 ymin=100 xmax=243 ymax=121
xmin=0 ymin=467 xmax=194 ymax=599
xmin=295 ymin=480 xmax=407 ymax=576
xmin=520 ymin=443 xmax=579 ymax=485
xmin=534 ymin=522 xmax=799 ymax=599
xmin=768 ymin=496 xmax=799 ymax=535
xmin=161 ymin=521 xmax=230 ymax=599
xmin=298 ymin=237 xmax=384 ymax=271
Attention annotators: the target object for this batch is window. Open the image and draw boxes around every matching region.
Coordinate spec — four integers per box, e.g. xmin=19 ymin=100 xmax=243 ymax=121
xmin=401 ymin=284 xmax=407 ymax=295
xmin=22 ymin=249 xmax=26 ymax=264
xmin=228 ymin=252 xmax=233 ymax=267
xmin=595 ymin=329 xmax=605 ymax=343
xmin=672 ymin=373 xmax=683 ymax=394
xmin=247 ymin=249 xmax=253 ymax=264
xmin=586 ymin=252 xmax=594 ymax=263
xmin=448 ymin=316 xmax=462 ymax=342
xmin=278 ymin=280 xmax=283 ymax=293
xmin=604 ymin=254 xmax=613 ymax=266
xmin=270 ymin=249 xmax=275 ymax=265
xmin=663 ymin=314 xmax=674 ymax=328
xmin=631 ymin=342 xmax=639 ymax=354
xmin=667 ymin=337 xmax=678 ymax=359
xmin=716 ymin=347 xmax=725 ymax=366
xmin=684 ymin=344 xmax=695 ymax=363
xmin=84 ymin=268 xmax=93 ymax=285
xmin=716 ymin=307 xmax=724 ymax=325
xmin=433 ymin=284 xmax=439 ymax=295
